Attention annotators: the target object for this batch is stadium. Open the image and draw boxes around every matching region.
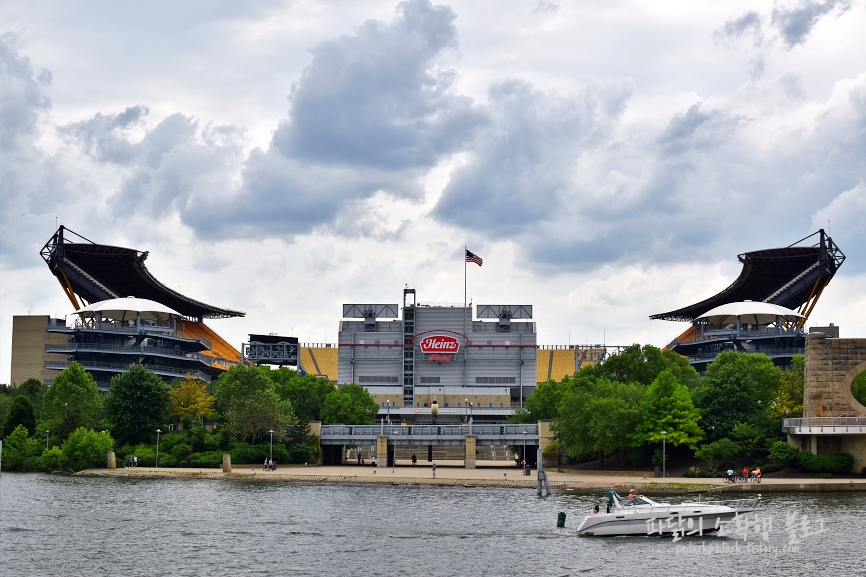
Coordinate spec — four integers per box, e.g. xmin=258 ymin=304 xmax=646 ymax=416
xmin=9 ymin=226 xmax=845 ymax=420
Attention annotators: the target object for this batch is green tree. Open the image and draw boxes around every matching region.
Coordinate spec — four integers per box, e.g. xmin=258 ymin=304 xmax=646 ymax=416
xmin=61 ymin=427 xmax=114 ymax=471
xmin=594 ymin=344 xmax=668 ymax=385
xmin=213 ymin=365 xmax=296 ymax=443
xmin=731 ymin=423 xmax=761 ymax=456
xmin=16 ymin=378 xmax=48 ymax=418
xmin=632 ymin=369 xmax=703 ymax=450
xmin=524 ymin=379 xmax=564 ymax=420
xmin=270 ymin=368 xmax=336 ymax=423
xmin=694 ymin=438 xmax=742 ymax=472
xmin=105 ymin=365 xmax=171 ymax=445
xmin=695 ymin=352 xmax=781 ymax=440
xmin=768 ymin=355 xmax=804 ymax=419
xmin=851 ymin=370 xmax=866 ymax=407
xmin=170 ymin=375 xmax=215 ymax=421
xmin=661 ymin=350 xmax=701 ymax=389
xmin=2 ymin=395 xmax=37 ymax=438
xmin=41 ymin=362 xmax=102 ymax=440
xmin=320 ymin=383 xmax=378 ymax=425
xmin=554 ymin=377 xmax=644 ymax=467
xmin=0 ymin=424 xmax=40 ymax=470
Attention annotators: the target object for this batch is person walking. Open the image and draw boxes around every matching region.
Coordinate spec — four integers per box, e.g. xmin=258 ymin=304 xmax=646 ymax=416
xmin=411 ymin=454 xmax=417 ymax=466
xmin=432 ymin=462 xmax=437 ymax=478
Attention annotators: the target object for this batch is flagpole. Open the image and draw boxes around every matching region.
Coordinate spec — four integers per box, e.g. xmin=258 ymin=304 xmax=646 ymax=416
xmin=464 ymin=245 xmax=467 ymax=389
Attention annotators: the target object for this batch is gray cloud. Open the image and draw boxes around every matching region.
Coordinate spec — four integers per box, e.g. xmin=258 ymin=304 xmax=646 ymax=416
xmin=59 ymin=105 xmax=148 ymax=164
xmin=772 ymin=0 xmax=851 ymax=49
xmin=272 ymin=0 xmax=484 ymax=171
xmin=0 ymin=33 xmax=79 ymax=268
xmin=434 ymin=78 xmax=633 ymax=236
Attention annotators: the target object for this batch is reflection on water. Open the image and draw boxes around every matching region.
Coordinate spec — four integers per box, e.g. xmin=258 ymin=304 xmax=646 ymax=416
xmin=1 ymin=473 xmax=864 ymax=576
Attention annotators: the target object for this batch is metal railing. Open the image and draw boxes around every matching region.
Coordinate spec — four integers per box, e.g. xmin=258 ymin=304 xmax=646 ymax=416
xmin=322 ymin=423 xmax=538 ymax=437
xmin=300 ymin=343 xmax=338 ymax=348
xmin=45 ymin=343 xmax=214 ymax=365
xmin=783 ymin=416 xmax=866 ymax=433
xmin=687 ymin=348 xmax=804 ymax=362
xmin=43 ymin=360 xmax=211 ymax=382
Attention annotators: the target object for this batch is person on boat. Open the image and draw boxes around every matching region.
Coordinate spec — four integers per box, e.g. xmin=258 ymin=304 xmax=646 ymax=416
xmin=592 ymin=505 xmax=600 ymax=515
xmin=627 ymin=489 xmax=639 ymax=502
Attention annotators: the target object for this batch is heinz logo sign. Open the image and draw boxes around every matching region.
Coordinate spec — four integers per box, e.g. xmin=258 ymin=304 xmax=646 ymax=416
xmin=419 ymin=335 xmax=460 ymax=354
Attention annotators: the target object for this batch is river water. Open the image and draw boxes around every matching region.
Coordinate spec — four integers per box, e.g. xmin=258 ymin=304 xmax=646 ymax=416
xmin=1 ymin=473 xmax=864 ymax=577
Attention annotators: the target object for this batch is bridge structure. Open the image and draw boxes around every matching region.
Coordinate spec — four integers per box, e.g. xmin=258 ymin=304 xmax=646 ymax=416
xmin=318 ymin=423 xmax=550 ymax=469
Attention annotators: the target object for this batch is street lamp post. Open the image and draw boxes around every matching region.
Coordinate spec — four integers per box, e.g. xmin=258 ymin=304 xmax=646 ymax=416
xmin=661 ymin=430 xmax=667 ymax=478
xmin=46 ymin=429 xmax=50 ymax=449
xmin=268 ymin=429 xmax=275 ymax=465
xmin=387 ymin=400 xmax=391 ymax=424
xmin=392 ymin=430 xmax=398 ymax=473
xmin=464 ymin=398 xmax=468 ymax=424
xmin=522 ymin=430 xmax=528 ymax=474
xmin=155 ymin=429 xmax=162 ymax=468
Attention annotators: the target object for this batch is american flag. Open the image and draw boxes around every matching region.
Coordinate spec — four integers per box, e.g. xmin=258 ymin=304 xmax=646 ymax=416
xmin=465 ymin=249 xmax=483 ymax=266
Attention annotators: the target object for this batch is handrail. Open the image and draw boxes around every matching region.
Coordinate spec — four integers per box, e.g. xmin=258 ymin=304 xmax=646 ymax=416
xmin=321 ymin=424 xmax=538 ymax=436
xmin=45 ymin=342 xmax=213 ymax=364
xmin=688 ymin=348 xmax=804 ymax=361
xmin=44 ymin=360 xmax=211 ymax=382
xmin=783 ymin=416 xmax=866 ymax=428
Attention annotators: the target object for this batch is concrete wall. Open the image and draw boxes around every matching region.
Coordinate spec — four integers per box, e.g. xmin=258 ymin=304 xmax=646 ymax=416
xmin=804 ymin=333 xmax=866 ymax=417
xmin=10 ymin=315 xmax=67 ymax=386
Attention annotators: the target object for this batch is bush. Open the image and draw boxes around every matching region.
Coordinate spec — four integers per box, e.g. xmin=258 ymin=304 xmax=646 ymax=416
xmin=171 ymin=443 xmax=193 ymax=460
xmin=286 ymin=443 xmax=316 ymax=464
xmin=188 ymin=451 xmax=224 ymax=468
xmin=0 ymin=424 xmax=40 ymax=470
xmin=39 ymin=446 xmax=64 ymax=471
xmin=229 ymin=442 xmax=290 ymax=465
xmin=796 ymin=452 xmax=853 ymax=474
xmin=683 ymin=466 xmax=714 ymax=478
xmin=768 ymin=441 xmax=799 ymax=464
xmin=694 ymin=438 xmax=742 ymax=471
xmin=761 ymin=463 xmax=782 ymax=474
xmin=61 ymin=428 xmax=114 ymax=472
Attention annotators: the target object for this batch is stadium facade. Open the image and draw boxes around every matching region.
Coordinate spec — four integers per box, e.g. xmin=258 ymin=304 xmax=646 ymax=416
xmin=9 ymin=226 xmax=244 ymax=388
xmin=651 ymin=230 xmax=845 ymax=372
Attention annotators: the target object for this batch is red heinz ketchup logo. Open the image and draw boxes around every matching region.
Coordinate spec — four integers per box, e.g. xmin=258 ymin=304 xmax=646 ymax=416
xmin=419 ymin=335 xmax=460 ymax=354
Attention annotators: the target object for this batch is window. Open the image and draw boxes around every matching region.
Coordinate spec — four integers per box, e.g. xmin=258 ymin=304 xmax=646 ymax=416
xmin=358 ymin=376 xmax=399 ymax=383
xmin=419 ymin=376 xmax=440 ymax=384
xmin=475 ymin=376 xmax=516 ymax=384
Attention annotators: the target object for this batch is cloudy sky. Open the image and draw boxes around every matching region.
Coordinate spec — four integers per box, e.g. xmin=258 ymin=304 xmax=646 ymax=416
xmin=2 ymin=0 xmax=865 ymax=383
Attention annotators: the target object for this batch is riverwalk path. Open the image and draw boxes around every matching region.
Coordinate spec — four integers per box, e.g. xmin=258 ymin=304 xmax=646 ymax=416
xmin=75 ymin=460 xmax=866 ymax=493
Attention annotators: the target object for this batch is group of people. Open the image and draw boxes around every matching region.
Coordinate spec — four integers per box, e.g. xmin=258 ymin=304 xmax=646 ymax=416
xmin=126 ymin=456 xmax=138 ymax=467
xmin=725 ymin=466 xmax=761 ymax=483
xmin=262 ymin=458 xmax=277 ymax=471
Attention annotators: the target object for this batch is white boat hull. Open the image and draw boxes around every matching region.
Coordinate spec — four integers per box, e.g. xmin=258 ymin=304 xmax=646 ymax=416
xmin=576 ymin=504 xmax=752 ymax=537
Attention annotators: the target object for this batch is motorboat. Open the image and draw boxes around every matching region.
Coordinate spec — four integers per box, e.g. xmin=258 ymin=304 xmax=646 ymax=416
xmin=575 ymin=490 xmax=759 ymax=537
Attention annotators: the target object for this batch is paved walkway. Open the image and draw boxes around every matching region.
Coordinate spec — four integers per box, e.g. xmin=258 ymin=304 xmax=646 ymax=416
xmin=77 ymin=460 xmax=866 ymax=492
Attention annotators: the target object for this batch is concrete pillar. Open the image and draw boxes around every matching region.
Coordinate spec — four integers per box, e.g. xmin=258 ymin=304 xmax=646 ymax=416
xmin=811 ymin=435 xmax=818 ymax=455
xmin=309 ymin=421 xmax=325 ymax=465
xmin=222 ymin=453 xmax=232 ymax=473
xmin=377 ymin=435 xmax=388 ymax=467
xmin=465 ymin=434 xmax=476 ymax=469
xmin=537 ymin=420 xmax=556 ymax=468
xmin=107 ymin=451 xmax=116 ymax=469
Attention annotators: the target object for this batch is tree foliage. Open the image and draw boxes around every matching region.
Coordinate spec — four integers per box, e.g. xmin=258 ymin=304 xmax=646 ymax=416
xmin=16 ymin=378 xmax=48 ymax=418
xmin=694 ymin=438 xmax=742 ymax=471
xmin=632 ymin=369 xmax=703 ymax=449
xmin=321 ymin=383 xmax=378 ymax=425
xmin=768 ymin=354 xmax=804 ymax=419
xmin=695 ymin=352 xmax=781 ymax=440
xmin=524 ymin=379 xmax=563 ymax=420
xmin=593 ymin=344 xmax=668 ymax=386
xmin=270 ymin=368 xmax=336 ymax=423
xmin=0 ymin=424 xmax=40 ymax=470
xmin=41 ymin=362 xmax=102 ymax=440
xmin=852 ymin=370 xmax=866 ymax=407
xmin=61 ymin=427 xmax=114 ymax=472
xmin=170 ymin=376 xmax=215 ymax=420
xmin=2 ymin=395 xmax=37 ymax=438
xmin=105 ymin=365 xmax=171 ymax=445
xmin=213 ymin=365 xmax=296 ymax=443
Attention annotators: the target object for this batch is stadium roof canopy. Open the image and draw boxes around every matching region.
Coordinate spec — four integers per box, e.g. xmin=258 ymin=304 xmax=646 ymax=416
xmin=695 ymin=301 xmax=804 ymax=326
xmin=41 ymin=226 xmax=245 ymax=320
xmin=77 ymin=297 xmax=181 ymax=321
xmin=651 ymin=230 xmax=845 ymax=322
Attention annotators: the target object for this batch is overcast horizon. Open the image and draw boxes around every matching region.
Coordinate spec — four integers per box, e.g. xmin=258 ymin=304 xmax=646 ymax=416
xmin=2 ymin=0 xmax=865 ymax=383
